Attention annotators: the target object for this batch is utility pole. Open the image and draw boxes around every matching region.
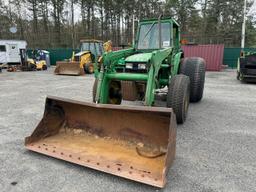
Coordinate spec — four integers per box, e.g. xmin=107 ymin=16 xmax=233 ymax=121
xmin=132 ymin=14 xmax=135 ymax=46
xmin=241 ymin=0 xmax=247 ymax=49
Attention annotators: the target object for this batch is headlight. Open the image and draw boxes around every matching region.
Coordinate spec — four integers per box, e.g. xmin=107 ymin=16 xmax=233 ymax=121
xmin=138 ymin=64 xmax=147 ymax=70
xmin=125 ymin=63 xmax=133 ymax=69
xmin=125 ymin=63 xmax=147 ymax=70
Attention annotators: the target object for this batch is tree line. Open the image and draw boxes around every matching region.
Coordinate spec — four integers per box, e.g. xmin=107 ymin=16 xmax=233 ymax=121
xmin=0 ymin=0 xmax=255 ymax=48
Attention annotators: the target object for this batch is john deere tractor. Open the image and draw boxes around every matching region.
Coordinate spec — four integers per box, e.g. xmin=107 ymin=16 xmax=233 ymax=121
xmin=93 ymin=16 xmax=206 ymax=123
xmin=25 ymin=17 xmax=206 ymax=188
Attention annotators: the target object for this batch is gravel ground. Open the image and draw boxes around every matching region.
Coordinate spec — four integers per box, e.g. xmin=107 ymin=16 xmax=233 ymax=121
xmin=0 ymin=68 xmax=255 ymax=192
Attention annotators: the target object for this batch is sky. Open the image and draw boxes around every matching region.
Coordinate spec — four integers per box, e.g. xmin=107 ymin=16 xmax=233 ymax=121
xmin=249 ymin=0 xmax=256 ymax=15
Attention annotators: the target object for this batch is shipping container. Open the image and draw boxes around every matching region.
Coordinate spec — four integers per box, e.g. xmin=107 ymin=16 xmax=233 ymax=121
xmin=182 ymin=44 xmax=224 ymax=71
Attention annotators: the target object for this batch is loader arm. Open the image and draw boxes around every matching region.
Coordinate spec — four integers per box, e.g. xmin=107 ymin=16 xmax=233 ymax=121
xmin=102 ymin=48 xmax=135 ymax=71
xmin=145 ymin=48 xmax=173 ymax=106
xmin=171 ymin=51 xmax=183 ymax=77
xmin=95 ymin=48 xmax=135 ymax=103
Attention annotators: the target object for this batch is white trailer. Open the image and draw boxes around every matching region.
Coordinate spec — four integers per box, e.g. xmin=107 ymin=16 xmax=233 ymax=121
xmin=0 ymin=40 xmax=27 ymax=64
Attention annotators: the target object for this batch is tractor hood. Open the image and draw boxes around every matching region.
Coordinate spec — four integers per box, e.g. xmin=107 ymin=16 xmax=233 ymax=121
xmin=125 ymin=53 xmax=152 ymax=63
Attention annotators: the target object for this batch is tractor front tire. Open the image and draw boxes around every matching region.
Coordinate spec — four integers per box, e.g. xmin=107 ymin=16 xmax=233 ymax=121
xmin=30 ymin=64 xmax=37 ymax=71
xmin=167 ymin=75 xmax=190 ymax=124
xmin=108 ymin=81 xmax=122 ymax=104
xmin=85 ymin=64 xmax=94 ymax=74
xmin=180 ymin=57 xmax=206 ymax=102
xmin=42 ymin=65 xmax=47 ymax=70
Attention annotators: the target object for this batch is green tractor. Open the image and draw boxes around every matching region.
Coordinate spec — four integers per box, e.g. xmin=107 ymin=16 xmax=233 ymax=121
xmin=93 ymin=16 xmax=206 ymax=124
xmin=24 ymin=16 xmax=206 ymax=188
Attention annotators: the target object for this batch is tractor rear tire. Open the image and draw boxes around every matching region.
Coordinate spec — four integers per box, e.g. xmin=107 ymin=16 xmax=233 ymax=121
xmin=180 ymin=57 xmax=206 ymax=102
xmin=167 ymin=75 xmax=190 ymax=124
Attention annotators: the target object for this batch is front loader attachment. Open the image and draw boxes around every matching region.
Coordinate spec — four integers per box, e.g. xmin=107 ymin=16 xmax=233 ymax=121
xmin=25 ymin=96 xmax=176 ymax=188
xmin=54 ymin=61 xmax=84 ymax=76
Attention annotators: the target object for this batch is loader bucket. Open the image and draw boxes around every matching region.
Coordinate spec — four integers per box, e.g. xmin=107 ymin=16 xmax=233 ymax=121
xmin=25 ymin=96 xmax=176 ymax=188
xmin=54 ymin=61 xmax=85 ymax=76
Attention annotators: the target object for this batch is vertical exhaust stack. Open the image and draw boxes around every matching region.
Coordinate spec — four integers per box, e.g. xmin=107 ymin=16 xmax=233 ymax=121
xmin=25 ymin=96 xmax=176 ymax=188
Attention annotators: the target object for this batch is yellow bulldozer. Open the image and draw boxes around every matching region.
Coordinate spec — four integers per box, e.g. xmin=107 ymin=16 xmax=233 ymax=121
xmin=54 ymin=39 xmax=111 ymax=76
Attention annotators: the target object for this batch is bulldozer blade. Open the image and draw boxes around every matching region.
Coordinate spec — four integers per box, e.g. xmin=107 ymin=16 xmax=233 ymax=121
xmin=25 ymin=96 xmax=176 ymax=188
xmin=54 ymin=61 xmax=85 ymax=76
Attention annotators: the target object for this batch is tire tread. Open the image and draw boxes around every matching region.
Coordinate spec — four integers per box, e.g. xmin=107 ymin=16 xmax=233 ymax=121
xmin=180 ymin=57 xmax=206 ymax=102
